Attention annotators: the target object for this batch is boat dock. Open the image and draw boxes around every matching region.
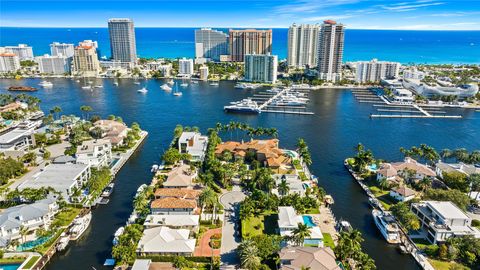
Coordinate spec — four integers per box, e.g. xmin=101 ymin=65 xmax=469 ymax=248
xmin=350 ymin=89 xmax=464 ymax=119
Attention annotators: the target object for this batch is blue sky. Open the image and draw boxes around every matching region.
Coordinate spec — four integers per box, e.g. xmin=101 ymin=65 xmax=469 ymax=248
xmin=1 ymin=0 xmax=480 ymax=30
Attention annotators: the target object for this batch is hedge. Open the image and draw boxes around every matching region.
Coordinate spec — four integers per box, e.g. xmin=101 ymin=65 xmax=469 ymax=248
xmin=139 ymin=255 xmax=211 ymax=263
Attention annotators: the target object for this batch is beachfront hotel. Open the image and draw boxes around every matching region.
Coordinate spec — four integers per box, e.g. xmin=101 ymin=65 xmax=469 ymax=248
xmin=317 ymin=20 xmax=345 ymax=83
xmin=108 ymin=18 xmax=137 ymax=64
xmin=50 ymin=42 xmax=75 ymax=58
xmin=244 ymin=53 xmax=278 ymax=83
xmin=35 ymin=54 xmax=71 ymax=75
xmin=1 ymin=44 xmax=34 ymax=60
xmin=229 ymin=29 xmax=272 ymax=62
xmin=71 ymin=42 xmax=101 ymax=77
xmin=194 ymin=28 xmax=228 ymax=63
xmin=0 ymin=53 xmax=20 ymax=73
xmin=287 ymin=23 xmax=320 ymax=68
xmin=347 ymin=59 xmax=401 ymax=83
xmin=178 ymin=58 xmax=194 ymax=77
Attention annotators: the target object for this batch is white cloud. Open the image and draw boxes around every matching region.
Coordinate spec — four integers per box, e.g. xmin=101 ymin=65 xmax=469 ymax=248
xmin=301 ymin=14 xmax=356 ymax=22
xmin=378 ymin=0 xmax=445 ymax=12
xmin=274 ymin=0 xmax=363 ymax=14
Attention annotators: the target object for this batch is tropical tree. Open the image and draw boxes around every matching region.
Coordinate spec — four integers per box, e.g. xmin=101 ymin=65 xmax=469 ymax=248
xmin=238 ymin=239 xmax=261 ymax=270
xmin=417 ymin=177 xmax=432 ymax=193
xmin=19 ymin=226 xmax=28 ymax=243
xmin=291 ymin=223 xmax=311 ymax=246
xmin=335 ymin=229 xmax=364 ymax=263
xmin=440 ymin=148 xmax=453 ymax=160
xmin=277 ymin=178 xmax=290 ymax=196
xmin=199 ymin=187 xmax=219 ymax=222
xmin=378 ymin=178 xmax=390 ymax=192
xmin=80 ymin=105 xmax=93 ymax=120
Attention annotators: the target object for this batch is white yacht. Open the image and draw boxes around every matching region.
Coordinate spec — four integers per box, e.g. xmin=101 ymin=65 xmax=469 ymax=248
xmin=161 ymin=84 xmax=172 ymax=91
xmin=102 ymin=183 xmax=114 ymax=197
xmin=173 ymin=83 xmax=183 ymax=96
xmin=209 ymin=81 xmax=219 ymax=86
xmin=133 ymin=81 xmax=141 ymax=85
xmin=56 ymin=233 xmax=70 ymax=251
xmin=69 ymin=212 xmax=92 ymax=240
xmin=167 ymin=79 xmax=174 ymax=86
xmin=81 ymin=85 xmax=92 ymax=90
xmin=272 ymin=96 xmax=307 ymax=106
xmin=224 ymin=98 xmax=260 ymax=114
xmin=180 ymin=79 xmax=189 ymax=87
xmin=112 ymin=226 xmax=125 ymax=246
xmin=113 ymin=81 xmax=119 ymax=86
xmin=39 ymin=81 xmax=53 ymax=88
xmin=372 ymin=209 xmax=401 ymax=244
xmin=94 ymin=85 xmax=103 ymax=88
xmin=137 ymin=87 xmax=148 ymax=93
xmin=235 ymin=82 xmax=261 ymax=89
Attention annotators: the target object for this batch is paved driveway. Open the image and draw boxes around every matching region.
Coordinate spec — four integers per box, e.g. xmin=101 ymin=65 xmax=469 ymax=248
xmin=219 ymin=186 xmax=246 ymax=266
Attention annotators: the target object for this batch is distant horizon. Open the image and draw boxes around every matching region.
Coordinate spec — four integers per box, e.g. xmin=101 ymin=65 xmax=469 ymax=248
xmin=1 ymin=26 xmax=480 ymax=32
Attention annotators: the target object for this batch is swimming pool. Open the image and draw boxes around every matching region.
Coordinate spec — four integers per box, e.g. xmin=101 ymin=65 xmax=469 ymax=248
xmin=303 ymin=215 xmax=316 ymax=227
xmin=109 ymin=158 xmax=120 ymax=168
xmin=16 ymin=236 xmax=51 ymax=251
xmin=0 ymin=263 xmax=21 ymax=270
xmin=368 ymin=164 xmax=378 ymax=171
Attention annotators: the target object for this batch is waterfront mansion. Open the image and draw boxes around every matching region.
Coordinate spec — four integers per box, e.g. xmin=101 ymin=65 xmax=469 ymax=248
xmin=411 ymin=201 xmax=480 ymax=244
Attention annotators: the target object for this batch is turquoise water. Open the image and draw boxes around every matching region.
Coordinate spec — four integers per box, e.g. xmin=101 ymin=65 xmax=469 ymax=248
xmin=109 ymin=158 xmax=120 ymax=168
xmin=369 ymin=164 xmax=378 ymax=170
xmin=0 ymin=264 xmax=21 ymax=270
xmin=1 ymin=27 xmax=479 ymax=64
xmin=17 ymin=236 xmax=51 ymax=251
xmin=303 ymin=215 xmax=316 ymax=227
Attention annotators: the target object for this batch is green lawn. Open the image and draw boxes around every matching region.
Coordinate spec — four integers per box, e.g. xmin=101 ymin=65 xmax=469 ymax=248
xmin=305 ymin=208 xmax=320 ymax=214
xmin=0 ymin=257 xmax=26 ymax=264
xmin=428 ymin=259 xmax=470 ymax=270
xmin=21 ymin=256 xmax=40 ymax=269
xmin=322 ymin=233 xmax=335 ymax=249
xmin=299 ymin=172 xmax=308 ymax=181
xmin=52 ymin=207 xmax=81 ymax=227
xmin=241 ymin=211 xmax=278 ymax=239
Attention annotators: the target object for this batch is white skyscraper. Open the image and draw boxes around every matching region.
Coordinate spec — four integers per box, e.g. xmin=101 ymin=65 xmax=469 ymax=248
xmin=350 ymin=59 xmax=401 ymax=83
xmin=199 ymin=65 xmax=209 ymax=81
xmin=35 ymin=54 xmax=71 ymax=75
xmin=244 ymin=54 xmax=278 ymax=83
xmin=0 ymin=53 xmax=21 ymax=73
xmin=3 ymin=44 xmax=34 ymax=60
xmin=108 ymin=18 xmax=137 ymax=64
xmin=195 ymin=28 xmax=228 ymax=63
xmin=50 ymin=42 xmax=75 ymax=58
xmin=317 ymin=20 xmax=345 ymax=82
xmin=287 ymin=24 xmax=320 ymax=68
xmin=178 ymin=58 xmax=194 ymax=76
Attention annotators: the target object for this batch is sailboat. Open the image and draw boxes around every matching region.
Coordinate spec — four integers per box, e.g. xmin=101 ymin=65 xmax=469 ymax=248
xmin=167 ymin=79 xmax=174 ymax=86
xmin=180 ymin=78 xmax=188 ymax=87
xmin=160 ymin=83 xmax=172 ymax=91
xmin=137 ymin=86 xmax=148 ymax=93
xmin=173 ymin=83 xmax=182 ymax=96
xmin=81 ymin=77 xmax=92 ymax=90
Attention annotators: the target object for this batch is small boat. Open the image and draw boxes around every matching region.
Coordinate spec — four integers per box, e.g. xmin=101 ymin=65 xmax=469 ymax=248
xmin=180 ymin=79 xmax=188 ymax=87
xmin=337 ymin=220 xmax=352 ymax=232
xmin=173 ymin=83 xmax=182 ymax=96
xmin=133 ymin=81 xmax=141 ymax=85
xmin=81 ymin=85 xmax=92 ymax=90
xmin=113 ymin=81 xmax=119 ymax=86
xmin=137 ymin=87 xmax=148 ymax=93
xmin=151 ymin=164 xmax=159 ymax=172
xmin=94 ymin=85 xmax=103 ymax=88
xmin=167 ymin=79 xmax=174 ymax=85
xmin=160 ymin=84 xmax=172 ymax=91
xmin=112 ymin=226 xmax=125 ymax=246
xmin=209 ymin=81 xmax=219 ymax=86
xmin=372 ymin=209 xmax=401 ymax=244
xmin=102 ymin=183 xmax=114 ymax=197
xmin=56 ymin=233 xmax=70 ymax=251
xmin=98 ymin=197 xmax=110 ymax=205
xmin=398 ymin=245 xmax=409 ymax=254
xmin=324 ymin=195 xmax=335 ymax=205
xmin=69 ymin=212 xmax=92 ymax=240
xmin=75 ymin=80 xmax=80 ymax=83
xmin=136 ymin=184 xmax=148 ymax=196
xmin=369 ymin=197 xmax=380 ymax=208
xmin=192 ymin=81 xmax=198 ymax=84
xmin=39 ymin=81 xmax=53 ymax=88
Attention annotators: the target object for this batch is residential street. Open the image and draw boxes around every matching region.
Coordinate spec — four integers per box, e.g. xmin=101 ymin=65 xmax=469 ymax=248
xmin=219 ymin=186 xmax=245 ymax=267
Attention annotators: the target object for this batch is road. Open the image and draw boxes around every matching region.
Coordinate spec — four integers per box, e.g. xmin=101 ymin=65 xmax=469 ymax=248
xmin=219 ymin=186 xmax=245 ymax=267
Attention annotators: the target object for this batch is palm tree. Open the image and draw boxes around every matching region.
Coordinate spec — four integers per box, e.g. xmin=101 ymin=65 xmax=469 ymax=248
xmin=51 ymin=106 xmax=62 ymax=120
xmin=468 ymin=150 xmax=480 ymax=164
xmin=80 ymin=105 xmax=93 ymax=120
xmin=19 ymin=226 xmax=29 ymax=244
xmin=238 ymin=239 xmax=261 ymax=270
xmin=418 ymin=177 xmax=432 ymax=193
xmin=199 ymin=187 xmax=218 ymax=222
xmin=278 ymin=178 xmax=290 ymax=196
xmin=292 ymin=223 xmax=311 ymax=246
xmin=454 ymin=148 xmax=469 ymax=163
xmin=378 ymin=178 xmax=390 ymax=192
xmin=440 ymin=149 xmax=452 ymax=160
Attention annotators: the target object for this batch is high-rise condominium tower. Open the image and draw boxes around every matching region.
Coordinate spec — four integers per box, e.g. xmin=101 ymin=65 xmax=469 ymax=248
xmin=229 ymin=29 xmax=272 ymax=62
xmin=287 ymin=24 xmax=320 ymax=68
xmin=317 ymin=20 xmax=345 ymax=82
xmin=108 ymin=18 xmax=137 ymax=64
xmin=195 ymin=28 xmax=228 ymax=63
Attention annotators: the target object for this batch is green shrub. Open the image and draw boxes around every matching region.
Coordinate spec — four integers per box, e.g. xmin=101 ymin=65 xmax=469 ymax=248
xmin=472 ymin=219 xmax=480 ymax=228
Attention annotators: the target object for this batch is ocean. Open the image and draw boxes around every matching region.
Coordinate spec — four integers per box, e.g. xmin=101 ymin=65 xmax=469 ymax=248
xmin=1 ymin=27 xmax=480 ymax=64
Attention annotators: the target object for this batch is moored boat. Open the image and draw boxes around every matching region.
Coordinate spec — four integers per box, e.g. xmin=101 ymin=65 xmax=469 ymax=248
xmin=56 ymin=233 xmax=70 ymax=251
xmin=102 ymin=183 xmax=114 ymax=197
xmin=372 ymin=209 xmax=401 ymax=244
xmin=8 ymin=86 xmax=38 ymax=92
xmin=39 ymin=81 xmax=53 ymax=88
xmin=137 ymin=87 xmax=148 ymax=93
xmin=69 ymin=211 xmax=92 ymax=240
xmin=224 ymin=98 xmax=260 ymax=114
xmin=112 ymin=226 xmax=125 ymax=246
xmin=160 ymin=84 xmax=172 ymax=91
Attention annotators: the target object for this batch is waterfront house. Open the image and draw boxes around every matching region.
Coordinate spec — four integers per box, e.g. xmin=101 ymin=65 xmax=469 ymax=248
xmin=163 ymin=165 xmax=197 ymax=188
xmin=278 ymin=246 xmax=341 ymax=270
xmin=0 ymin=124 xmax=35 ymax=153
xmin=435 ymin=161 xmax=480 ymax=179
xmin=278 ymin=206 xmax=324 ymax=247
xmin=150 ymin=197 xmax=198 ymax=215
xmin=76 ymin=139 xmax=112 ymax=167
xmin=143 ymin=214 xmax=200 ymax=232
xmin=177 ymin=132 xmax=209 ymax=162
xmin=411 ymin=201 xmax=480 ymax=244
xmin=131 ymin=259 xmax=151 ymax=270
xmin=136 ymin=226 xmax=196 ymax=256
xmin=377 ymin=157 xmax=436 ymax=184
xmin=215 ymin=139 xmax=292 ymax=172
xmin=154 ymin=188 xmax=200 ymax=201
xmin=18 ymin=163 xmax=91 ymax=202
xmin=0 ymin=198 xmax=58 ymax=246
xmin=273 ymin=174 xmax=306 ymax=196
xmin=0 ymin=102 xmax=27 ymax=113
xmin=93 ymin=119 xmax=128 ymax=146
xmin=389 ymin=186 xmax=417 ymax=202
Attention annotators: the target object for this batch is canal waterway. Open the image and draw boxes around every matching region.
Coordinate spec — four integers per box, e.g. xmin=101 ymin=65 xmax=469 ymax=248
xmin=1 ymin=78 xmax=480 ymax=270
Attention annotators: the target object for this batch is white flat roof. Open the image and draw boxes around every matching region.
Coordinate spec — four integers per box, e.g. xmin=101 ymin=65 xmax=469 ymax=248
xmin=278 ymin=206 xmax=303 ymax=228
xmin=131 ymin=259 xmax=151 ymax=270
xmin=0 ymin=128 xmax=32 ymax=144
xmin=425 ymin=201 xmax=469 ymax=220
xmin=144 ymin=214 xmax=199 ymax=227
